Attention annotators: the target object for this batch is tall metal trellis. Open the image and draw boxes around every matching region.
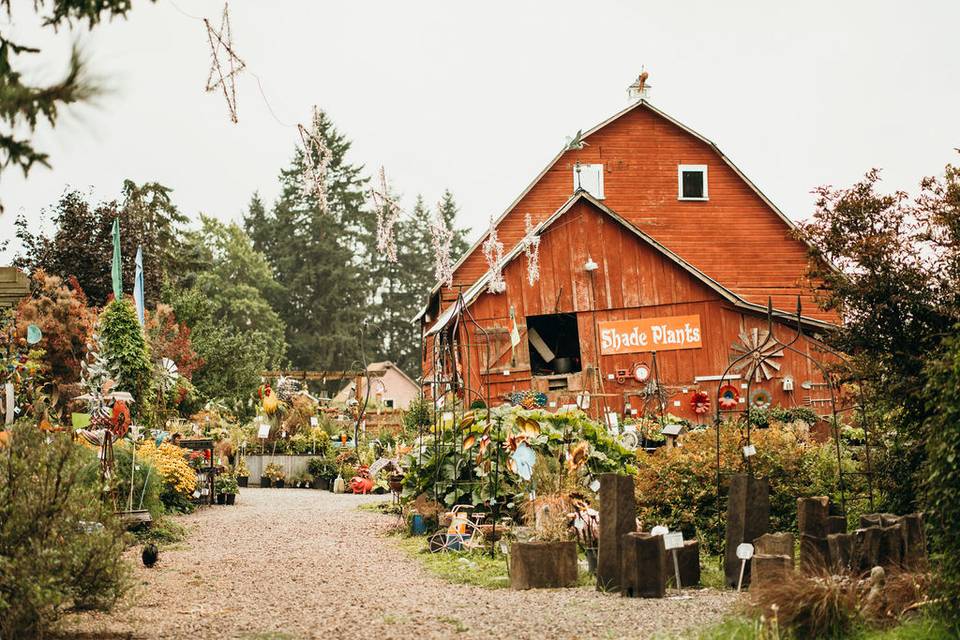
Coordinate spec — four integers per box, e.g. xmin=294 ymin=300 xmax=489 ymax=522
xmin=712 ymin=298 xmax=875 ymax=557
xmin=418 ymin=288 xmax=506 ymax=554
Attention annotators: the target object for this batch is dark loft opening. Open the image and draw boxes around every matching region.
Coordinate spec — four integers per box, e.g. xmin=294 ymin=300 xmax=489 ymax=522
xmin=682 ymin=170 xmax=705 ymax=199
xmin=526 ymin=313 xmax=582 ymax=375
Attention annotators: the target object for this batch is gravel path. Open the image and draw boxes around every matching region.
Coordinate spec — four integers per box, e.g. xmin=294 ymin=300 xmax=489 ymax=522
xmin=64 ymin=489 xmax=737 ymax=640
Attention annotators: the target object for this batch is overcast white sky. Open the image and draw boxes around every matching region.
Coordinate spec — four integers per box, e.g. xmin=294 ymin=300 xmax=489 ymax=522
xmin=2 ymin=0 xmax=958 ymax=259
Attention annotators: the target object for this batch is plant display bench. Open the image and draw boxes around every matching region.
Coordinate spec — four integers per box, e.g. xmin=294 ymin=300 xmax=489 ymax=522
xmin=509 ymin=541 xmax=578 ymax=589
xmin=180 ymin=438 xmax=216 ymax=506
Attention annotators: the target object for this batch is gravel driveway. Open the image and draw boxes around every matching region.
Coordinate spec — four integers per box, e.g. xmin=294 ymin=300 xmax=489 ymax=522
xmin=64 ymin=488 xmax=737 ymax=640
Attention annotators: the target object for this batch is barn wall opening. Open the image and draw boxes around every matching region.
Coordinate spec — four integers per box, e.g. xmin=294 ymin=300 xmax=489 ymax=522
xmin=526 ymin=313 xmax=582 ymax=375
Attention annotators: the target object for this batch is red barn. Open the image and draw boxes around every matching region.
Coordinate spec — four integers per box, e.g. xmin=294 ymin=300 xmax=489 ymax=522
xmin=417 ymin=95 xmax=838 ymax=422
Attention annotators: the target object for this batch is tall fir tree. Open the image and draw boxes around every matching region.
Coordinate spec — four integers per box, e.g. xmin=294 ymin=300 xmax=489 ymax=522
xmin=245 ymin=110 xmax=369 ymax=372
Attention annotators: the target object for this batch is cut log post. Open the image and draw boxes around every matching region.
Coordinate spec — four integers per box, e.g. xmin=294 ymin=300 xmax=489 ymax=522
xmin=597 ymin=473 xmax=636 ymax=592
xmin=752 ymin=554 xmax=793 ymax=588
xmin=724 ymin=474 xmax=770 ymax=587
xmin=510 ymin=541 xmax=578 ymax=589
xmin=621 ymin=532 xmax=666 ymax=598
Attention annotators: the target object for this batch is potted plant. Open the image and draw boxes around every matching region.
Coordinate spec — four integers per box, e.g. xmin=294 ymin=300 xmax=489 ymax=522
xmin=236 ymin=457 xmax=249 ymax=488
xmin=569 ymin=501 xmax=600 ymax=574
xmin=510 ymin=493 xmax=579 ymax=589
xmin=216 ymin=474 xmax=239 ymax=505
xmin=307 ymin=457 xmax=335 ymax=490
xmin=264 ymin=462 xmax=286 ymax=488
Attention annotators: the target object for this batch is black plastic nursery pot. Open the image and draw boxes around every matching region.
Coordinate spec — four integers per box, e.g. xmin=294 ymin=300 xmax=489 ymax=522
xmin=237 ymin=476 xmax=248 ymax=488
xmin=225 ymin=493 xmax=236 ymax=505
xmin=216 ymin=493 xmax=226 ymax=505
xmin=312 ymin=478 xmax=329 ymax=490
xmin=260 ymin=476 xmax=271 ymax=488
xmin=274 ymin=479 xmax=285 ymax=489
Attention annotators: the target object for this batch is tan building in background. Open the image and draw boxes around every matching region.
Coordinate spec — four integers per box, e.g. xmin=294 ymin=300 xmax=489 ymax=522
xmin=0 ymin=268 xmax=30 ymax=311
xmin=333 ymin=361 xmax=420 ymax=410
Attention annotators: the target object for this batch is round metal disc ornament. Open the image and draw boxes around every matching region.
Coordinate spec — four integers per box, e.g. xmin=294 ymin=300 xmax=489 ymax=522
xmin=633 ymin=363 xmax=650 ymax=383
xmin=749 ymin=388 xmax=773 ymax=410
xmin=26 ymin=324 xmax=42 ymax=345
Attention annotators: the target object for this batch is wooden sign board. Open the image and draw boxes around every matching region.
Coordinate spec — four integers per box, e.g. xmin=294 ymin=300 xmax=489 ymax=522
xmin=598 ymin=315 xmax=702 ymax=355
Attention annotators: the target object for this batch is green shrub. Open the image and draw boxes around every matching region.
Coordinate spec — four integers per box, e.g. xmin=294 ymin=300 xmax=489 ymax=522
xmin=922 ymin=329 xmax=960 ymax=633
xmin=635 ymin=421 xmax=863 ymax=552
xmin=99 ymin=299 xmax=152 ymax=415
xmin=0 ymin=422 xmax=131 ymax=638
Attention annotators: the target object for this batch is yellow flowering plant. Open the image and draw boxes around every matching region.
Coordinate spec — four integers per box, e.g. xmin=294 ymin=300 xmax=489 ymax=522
xmin=136 ymin=441 xmax=197 ymax=498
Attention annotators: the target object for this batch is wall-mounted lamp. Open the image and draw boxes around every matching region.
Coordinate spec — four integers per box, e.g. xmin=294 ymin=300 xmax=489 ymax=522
xmin=584 ymin=256 xmax=599 ymax=272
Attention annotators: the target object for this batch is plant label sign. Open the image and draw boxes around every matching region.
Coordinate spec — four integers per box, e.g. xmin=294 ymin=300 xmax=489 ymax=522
xmin=310 ymin=416 xmax=318 ymax=426
xmin=736 ymin=543 xmax=755 ymax=560
xmin=663 ymin=532 xmax=684 ymax=550
xmin=598 ymin=315 xmax=702 ymax=355
xmin=743 ymin=444 xmax=757 ymax=458
xmin=651 ymin=525 xmax=669 ymax=536
xmin=257 ymin=422 xmax=270 ymax=439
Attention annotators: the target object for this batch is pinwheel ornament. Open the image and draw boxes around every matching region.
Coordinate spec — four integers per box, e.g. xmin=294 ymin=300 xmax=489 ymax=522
xmin=728 ymin=327 xmax=783 ymax=382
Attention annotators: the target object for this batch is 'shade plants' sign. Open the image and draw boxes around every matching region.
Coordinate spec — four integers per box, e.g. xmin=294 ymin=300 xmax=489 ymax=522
xmin=598 ymin=315 xmax=702 ymax=355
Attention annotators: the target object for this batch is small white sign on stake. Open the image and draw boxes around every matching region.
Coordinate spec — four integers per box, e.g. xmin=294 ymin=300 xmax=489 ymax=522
xmin=663 ymin=532 xmax=684 ymax=550
xmin=257 ymin=422 xmax=270 ymax=439
xmin=663 ymin=531 xmax=685 ymax=593
xmin=651 ymin=525 xmax=669 ymax=536
xmin=736 ymin=543 xmax=755 ymax=592
xmin=743 ymin=444 xmax=757 ymax=458
xmin=310 ymin=416 xmax=318 ymax=427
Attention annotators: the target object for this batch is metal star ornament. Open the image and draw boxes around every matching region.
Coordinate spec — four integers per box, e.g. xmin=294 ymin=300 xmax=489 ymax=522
xmin=429 ymin=205 xmax=455 ymax=287
xmin=370 ymin=166 xmax=402 ymax=263
xmin=298 ymin=106 xmax=333 ymax=210
xmin=522 ymin=213 xmax=541 ymax=286
xmin=482 ymin=218 xmax=506 ymax=294
xmin=204 ymin=3 xmax=246 ymax=124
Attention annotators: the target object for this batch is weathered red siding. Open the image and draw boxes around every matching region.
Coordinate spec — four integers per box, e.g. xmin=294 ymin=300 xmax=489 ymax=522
xmin=436 ymin=200 xmax=831 ymax=421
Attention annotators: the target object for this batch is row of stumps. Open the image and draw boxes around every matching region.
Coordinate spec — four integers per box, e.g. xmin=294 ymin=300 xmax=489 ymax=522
xmin=597 ymin=472 xmax=772 ymax=597
xmin=597 ymin=473 xmax=701 ymax=598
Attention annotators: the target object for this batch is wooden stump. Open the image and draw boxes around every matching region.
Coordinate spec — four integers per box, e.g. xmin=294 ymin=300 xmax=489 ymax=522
xmin=510 ymin=541 xmax=578 ymax=590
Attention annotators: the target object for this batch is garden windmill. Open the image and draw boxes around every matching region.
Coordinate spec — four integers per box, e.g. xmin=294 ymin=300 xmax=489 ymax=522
xmin=728 ymin=327 xmax=783 ymax=382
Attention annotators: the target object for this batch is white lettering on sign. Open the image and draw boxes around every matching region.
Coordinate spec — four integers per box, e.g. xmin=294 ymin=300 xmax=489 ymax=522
xmin=598 ymin=315 xmax=703 ymax=355
xmin=663 ymin=532 xmax=685 ymax=550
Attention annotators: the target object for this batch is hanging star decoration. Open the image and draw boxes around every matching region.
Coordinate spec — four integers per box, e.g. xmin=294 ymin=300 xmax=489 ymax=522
xmin=429 ymin=204 xmax=455 ymax=287
xmin=298 ymin=106 xmax=333 ymax=210
xmin=204 ymin=2 xmax=246 ymax=124
xmin=521 ymin=212 xmax=541 ymax=286
xmin=369 ymin=166 xmax=401 ymax=263
xmin=482 ymin=218 xmax=506 ymax=294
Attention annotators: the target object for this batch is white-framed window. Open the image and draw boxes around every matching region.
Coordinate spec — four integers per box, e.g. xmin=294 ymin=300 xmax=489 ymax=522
xmin=574 ymin=163 xmax=604 ymax=199
xmin=678 ymin=164 xmax=708 ymax=200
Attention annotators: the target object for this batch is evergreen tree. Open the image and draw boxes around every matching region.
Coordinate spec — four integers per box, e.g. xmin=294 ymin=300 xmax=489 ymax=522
xmin=245 ymin=109 xmax=368 ymax=372
xmin=436 ymin=189 xmax=471 ymax=263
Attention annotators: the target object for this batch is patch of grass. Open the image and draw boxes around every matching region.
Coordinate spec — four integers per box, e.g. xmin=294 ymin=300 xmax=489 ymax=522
xmin=855 ymin=616 xmax=954 ymax=640
xmin=357 ymin=500 xmax=399 ymax=515
xmin=239 ymin=633 xmax=299 ymax=640
xmin=395 ymin=536 xmax=512 ymax=589
xmin=676 ymin=614 xmax=951 ymax=640
xmin=700 ymin=554 xmax=726 ymax=590
xmin=437 ymin=615 xmax=469 ymax=633
xmin=395 ymin=535 xmax=598 ymax=589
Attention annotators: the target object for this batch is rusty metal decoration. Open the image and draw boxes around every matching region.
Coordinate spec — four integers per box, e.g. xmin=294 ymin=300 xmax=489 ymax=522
xmin=728 ymin=326 xmax=783 ymax=382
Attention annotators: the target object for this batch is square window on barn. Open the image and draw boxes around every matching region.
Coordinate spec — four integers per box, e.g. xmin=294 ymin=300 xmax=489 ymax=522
xmin=678 ymin=164 xmax=708 ymax=200
xmin=526 ymin=313 xmax=582 ymax=375
xmin=573 ymin=163 xmax=604 ymax=199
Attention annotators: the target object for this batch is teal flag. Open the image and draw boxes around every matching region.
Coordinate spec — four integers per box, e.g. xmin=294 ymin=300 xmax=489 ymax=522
xmin=111 ymin=218 xmax=122 ymax=301
xmin=133 ymin=245 xmax=144 ymax=325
